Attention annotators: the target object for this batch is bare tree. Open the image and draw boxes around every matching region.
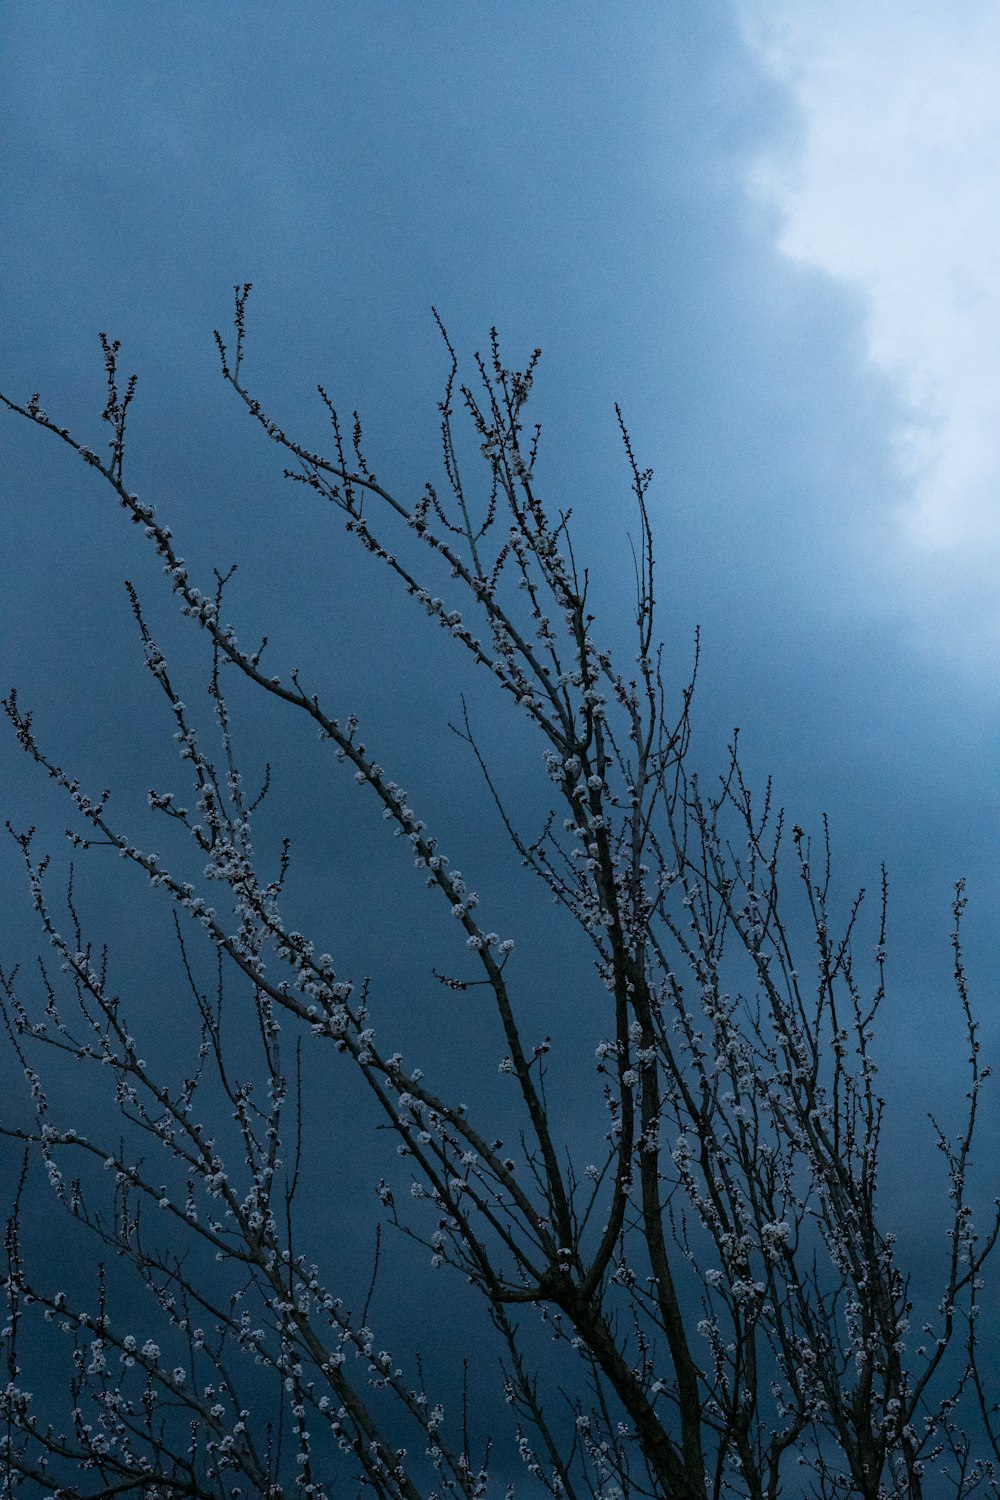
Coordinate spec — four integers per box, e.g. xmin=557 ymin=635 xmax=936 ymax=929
xmin=1 ymin=288 xmax=998 ymax=1500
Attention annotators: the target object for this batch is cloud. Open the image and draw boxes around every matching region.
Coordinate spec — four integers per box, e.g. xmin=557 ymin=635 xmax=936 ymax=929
xmin=736 ymin=2 xmax=1000 ymax=661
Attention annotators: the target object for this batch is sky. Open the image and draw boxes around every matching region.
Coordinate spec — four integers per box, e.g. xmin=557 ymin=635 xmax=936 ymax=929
xmin=1 ymin=0 xmax=999 ymax=1483
xmin=739 ymin=0 xmax=1000 ymax=665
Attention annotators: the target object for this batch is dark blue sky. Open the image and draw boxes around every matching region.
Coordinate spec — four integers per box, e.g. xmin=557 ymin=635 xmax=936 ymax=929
xmin=2 ymin=1 xmax=997 ymax=1465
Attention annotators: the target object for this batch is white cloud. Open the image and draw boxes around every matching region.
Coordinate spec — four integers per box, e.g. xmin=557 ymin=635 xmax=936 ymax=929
xmin=737 ymin=1 xmax=1000 ymax=643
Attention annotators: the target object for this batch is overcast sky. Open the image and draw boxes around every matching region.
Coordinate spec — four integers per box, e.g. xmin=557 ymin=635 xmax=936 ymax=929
xmin=740 ymin=1 xmax=1000 ymax=663
xmin=2 ymin=0 xmax=998 ymax=1468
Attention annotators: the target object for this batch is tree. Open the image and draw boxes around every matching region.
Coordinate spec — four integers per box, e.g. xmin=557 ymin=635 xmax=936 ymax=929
xmin=1 ymin=287 xmax=997 ymax=1500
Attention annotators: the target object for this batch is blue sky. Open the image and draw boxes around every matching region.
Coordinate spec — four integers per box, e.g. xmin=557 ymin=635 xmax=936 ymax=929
xmin=2 ymin=0 xmax=998 ymax=1462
